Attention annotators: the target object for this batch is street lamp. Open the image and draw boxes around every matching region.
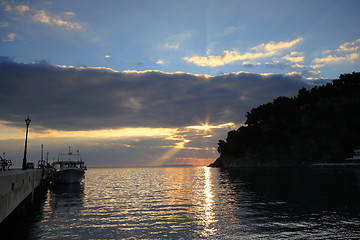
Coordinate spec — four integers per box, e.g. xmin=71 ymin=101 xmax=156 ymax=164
xmin=22 ymin=116 xmax=31 ymax=170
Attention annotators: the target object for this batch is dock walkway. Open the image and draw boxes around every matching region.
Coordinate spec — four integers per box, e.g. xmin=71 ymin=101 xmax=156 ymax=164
xmin=0 ymin=169 xmax=50 ymax=223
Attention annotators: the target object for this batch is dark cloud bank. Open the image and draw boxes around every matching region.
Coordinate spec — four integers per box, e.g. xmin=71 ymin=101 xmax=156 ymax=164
xmin=0 ymin=59 xmax=317 ymax=131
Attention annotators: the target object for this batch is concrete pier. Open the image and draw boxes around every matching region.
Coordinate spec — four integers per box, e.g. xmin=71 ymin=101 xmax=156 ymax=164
xmin=0 ymin=169 xmax=50 ymax=223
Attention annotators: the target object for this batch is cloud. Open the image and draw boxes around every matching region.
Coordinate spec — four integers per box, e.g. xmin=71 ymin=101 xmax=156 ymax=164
xmin=0 ymin=59 xmax=311 ymax=132
xmin=251 ymin=37 xmax=303 ymax=52
xmin=15 ymin=4 xmax=30 ymax=14
xmin=265 ymin=60 xmax=290 ymax=70
xmin=184 ymin=50 xmax=277 ymax=67
xmin=309 ymin=64 xmax=325 ymax=69
xmin=32 ymin=10 xmax=82 ymax=30
xmin=283 ymin=51 xmax=304 ymax=63
xmin=4 ymin=4 xmax=11 ymax=12
xmin=5 ymin=3 xmax=82 ymax=31
xmin=242 ymin=61 xmax=261 ymax=67
xmin=287 ymin=70 xmax=322 ymax=82
xmin=164 ymin=43 xmax=179 ymax=49
xmin=335 ymin=38 xmax=360 ymax=52
xmin=3 ymin=32 xmax=16 ymax=42
xmin=322 ymin=49 xmax=331 ymax=55
xmin=291 ymin=64 xmax=306 ymax=69
xmin=313 ymin=39 xmax=360 ymax=66
xmin=1 ymin=60 xmax=328 ymax=167
xmin=312 ymin=52 xmax=360 ymax=64
xmin=0 ymin=21 xmax=9 ymax=28
xmin=184 ymin=37 xmax=303 ymax=67
xmin=156 ymin=59 xmax=164 ymax=65
xmin=64 ymin=12 xmax=76 ymax=16
xmin=32 ymin=10 xmax=51 ymax=24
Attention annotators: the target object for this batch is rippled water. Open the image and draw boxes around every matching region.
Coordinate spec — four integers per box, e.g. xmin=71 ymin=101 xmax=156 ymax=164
xmin=3 ymin=167 xmax=360 ymax=239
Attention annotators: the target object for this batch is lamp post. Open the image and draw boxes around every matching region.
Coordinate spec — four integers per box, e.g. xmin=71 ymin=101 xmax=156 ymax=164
xmin=22 ymin=116 xmax=31 ymax=170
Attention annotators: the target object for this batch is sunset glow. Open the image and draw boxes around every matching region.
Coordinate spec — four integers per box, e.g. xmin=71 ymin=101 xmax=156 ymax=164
xmin=0 ymin=125 xmax=177 ymax=141
xmin=187 ymin=122 xmax=235 ymax=131
xmin=1 ymin=0 xmax=359 ymax=167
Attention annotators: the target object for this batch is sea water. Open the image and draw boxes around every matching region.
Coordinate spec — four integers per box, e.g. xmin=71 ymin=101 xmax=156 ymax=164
xmin=2 ymin=167 xmax=360 ymax=239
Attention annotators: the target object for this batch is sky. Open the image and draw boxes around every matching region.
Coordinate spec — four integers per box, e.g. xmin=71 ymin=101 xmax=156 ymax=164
xmin=1 ymin=0 xmax=359 ymax=167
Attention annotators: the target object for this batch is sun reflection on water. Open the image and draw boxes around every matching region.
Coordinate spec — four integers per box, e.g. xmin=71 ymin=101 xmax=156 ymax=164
xmin=203 ymin=166 xmax=216 ymax=236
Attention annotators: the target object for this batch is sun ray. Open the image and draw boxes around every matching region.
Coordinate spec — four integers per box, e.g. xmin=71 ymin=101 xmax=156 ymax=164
xmin=186 ymin=122 xmax=235 ymax=130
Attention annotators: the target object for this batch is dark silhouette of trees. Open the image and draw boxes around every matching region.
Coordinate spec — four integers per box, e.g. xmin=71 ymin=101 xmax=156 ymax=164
xmin=213 ymin=72 xmax=360 ymax=167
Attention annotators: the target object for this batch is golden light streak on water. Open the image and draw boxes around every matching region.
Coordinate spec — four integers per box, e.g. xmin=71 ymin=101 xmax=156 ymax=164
xmin=202 ymin=166 xmax=216 ymax=236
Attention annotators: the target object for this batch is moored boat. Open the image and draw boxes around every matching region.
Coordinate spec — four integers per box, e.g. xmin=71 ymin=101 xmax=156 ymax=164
xmin=52 ymin=147 xmax=87 ymax=184
xmin=346 ymin=149 xmax=360 ymax=162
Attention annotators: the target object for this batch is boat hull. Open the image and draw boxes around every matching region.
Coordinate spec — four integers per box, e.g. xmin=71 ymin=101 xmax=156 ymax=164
xmin=54 ymin=169 xmax=85 ymax=184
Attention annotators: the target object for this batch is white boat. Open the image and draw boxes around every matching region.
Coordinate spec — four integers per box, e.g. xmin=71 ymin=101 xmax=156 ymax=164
xmin=346 ymin=149 xmax=360 ymax=162
xmin=52 ymin=147 xmax=87 ymax=184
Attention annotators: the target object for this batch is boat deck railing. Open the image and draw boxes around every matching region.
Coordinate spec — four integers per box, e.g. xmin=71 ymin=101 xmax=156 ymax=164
xmin=0 ymin=156 xmax=12 ymax=171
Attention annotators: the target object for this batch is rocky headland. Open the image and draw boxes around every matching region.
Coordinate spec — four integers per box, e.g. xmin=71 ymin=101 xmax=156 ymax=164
xmin=209 ymin=72 xmax=360 ymax=168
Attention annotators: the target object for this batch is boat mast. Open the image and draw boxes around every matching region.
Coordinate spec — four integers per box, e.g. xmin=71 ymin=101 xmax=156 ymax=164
xmin=41 ymin=144 xmax=44 ymax=161
xmin=68 ymin=146 xmax=71 ymax=161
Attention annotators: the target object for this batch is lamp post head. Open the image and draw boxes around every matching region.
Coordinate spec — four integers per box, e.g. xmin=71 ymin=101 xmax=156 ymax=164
xmin=25 ymin=116 xmax=31 ymax=126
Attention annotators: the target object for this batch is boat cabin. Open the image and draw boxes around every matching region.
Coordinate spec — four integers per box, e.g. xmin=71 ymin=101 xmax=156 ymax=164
xmin=53 ymin=160 xmax=86 ymax=171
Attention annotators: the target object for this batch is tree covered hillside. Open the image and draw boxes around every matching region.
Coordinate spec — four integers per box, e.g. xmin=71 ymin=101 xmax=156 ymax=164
xmin=210 ymin=72 xmax=360 ymax=167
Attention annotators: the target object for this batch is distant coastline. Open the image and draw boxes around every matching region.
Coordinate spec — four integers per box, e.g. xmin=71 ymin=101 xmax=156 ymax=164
xmin=152 ymin=164 xmax=193 ymax=168
xmin=82 ymin=164 xmax=194 ymax=168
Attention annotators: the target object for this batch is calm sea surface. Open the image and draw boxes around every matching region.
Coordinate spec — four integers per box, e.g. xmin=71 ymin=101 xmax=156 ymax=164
xmin=3 ymin=167 xmax=360 ymax=239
